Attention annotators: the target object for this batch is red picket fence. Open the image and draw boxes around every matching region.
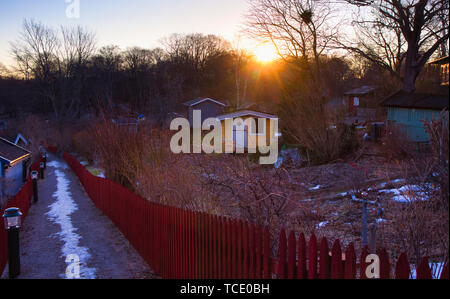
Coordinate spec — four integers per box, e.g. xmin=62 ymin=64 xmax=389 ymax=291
xmin=63 ymin=150 xmax=448 ymax=279
xmin=0 ymin=157 xmax=42 ymax=274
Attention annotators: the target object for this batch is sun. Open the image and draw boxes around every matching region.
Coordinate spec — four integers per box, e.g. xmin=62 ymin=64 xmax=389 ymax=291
xmin=254 ymin=43 xmax=278 ymax=63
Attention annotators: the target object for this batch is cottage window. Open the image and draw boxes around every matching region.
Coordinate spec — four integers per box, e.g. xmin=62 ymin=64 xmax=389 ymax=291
xmin=353 ymin=97 xmax=360 ymax=106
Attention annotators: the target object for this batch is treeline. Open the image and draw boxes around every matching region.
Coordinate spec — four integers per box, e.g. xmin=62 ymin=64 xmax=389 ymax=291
xmin=0 ymin=19 xmax=378 ymax=122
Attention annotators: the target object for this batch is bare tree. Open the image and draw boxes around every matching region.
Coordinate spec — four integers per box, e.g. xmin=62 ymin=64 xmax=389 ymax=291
xmin=245 ymin=0 xmax=339 ymax=73
xmin=161 ymin=33 xmax=231 ymax=72
xmin=0 ymin=62 xmax=10 ymax=78
xmin=10 ymin=19 xmax=96 ymax=118
xmin=342 ymin=0 xmax=449 ymax=92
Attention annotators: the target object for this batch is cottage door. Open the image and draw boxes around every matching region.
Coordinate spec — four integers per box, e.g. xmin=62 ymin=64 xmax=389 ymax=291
xmin=233 ymin=121 xmax=246 ymax=153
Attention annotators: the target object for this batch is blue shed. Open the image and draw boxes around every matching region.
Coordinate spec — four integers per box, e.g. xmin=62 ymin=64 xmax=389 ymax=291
xmin=0 ymin=137 xmax=31 ymax=199
xmin=380 ymin=91 xmax=449 ymax=142
xmin=184 ymin=98 xmax=228 ymax=128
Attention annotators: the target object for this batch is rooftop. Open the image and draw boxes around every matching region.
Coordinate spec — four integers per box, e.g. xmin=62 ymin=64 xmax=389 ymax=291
xmin=429 ymin=56 xmax=449 ymax=65
xmin=0 ymin=137 xmax=31 ymax=166
xmin=344 ymin=86 xmax=376 ymax=96
xmin=216 ymin=110 xmax=278 ymax=121
xmin=184 ymin=97 xmax=228 ymax=107
xmin=379 ymin=90 xmax=449 ymax=110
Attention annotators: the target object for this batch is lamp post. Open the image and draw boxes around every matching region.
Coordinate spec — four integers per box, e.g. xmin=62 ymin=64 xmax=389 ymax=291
xmin=31 ymin=171 xmax=38 ymax=203
xmin=361 ymin=192 xmax=368 ymax=248
xmin=39 ymin=162 xmax=45 ymax=179
xmin=3 ymin=208 xmax=22 ymax=279
xmin=42 ymin=152 xmax=47 ymax=169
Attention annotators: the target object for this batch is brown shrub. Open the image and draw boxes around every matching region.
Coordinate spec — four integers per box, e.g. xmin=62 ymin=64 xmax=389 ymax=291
xmin=89 ymin=117 xmax=219 ymax=213
xmin=280 ymin=82 xmax=359 ymax=165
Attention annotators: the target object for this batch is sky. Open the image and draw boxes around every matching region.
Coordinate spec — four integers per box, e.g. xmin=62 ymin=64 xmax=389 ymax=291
xmin=0 ymin=0 xmax=253 ymax=68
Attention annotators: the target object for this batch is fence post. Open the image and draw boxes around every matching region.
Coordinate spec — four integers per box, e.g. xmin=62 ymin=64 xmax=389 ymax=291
xmin=359 ymin=246 xmax=369 ymax=279
xmin=440 ymin=263 xmax=449 ymax=279
xmin=319 ymin=237 xmax=330 ymax=279
xmin=263 ymin=226 xmax=271 ymax=279
xmin=308 ymin=233 xmax=318 ymax=279
xmin=395 ymin=253 xmax=410 ymax=279
xmin=226 ymin=218 xmax=232 ymax=279
xmin=378 ymin=248 xmax=391 ymax=279
xmin=344 ymin=242 xmax=356 ymax=279
xmin=255 ymin=225 xmax=263 ymax=279
xmin=242 ymin=222 xmax=249 ymax=279
xmin=331 ymin=239 xmax=343 ymax=279
xmin=249 ymin=224 xmax=256 ymax=279
xmin=277 ymin=229 xmax=287 ymax=279
xmin=235 ymin=220 xmax=242 ymax=279
xmin=416 ymin=257 xmax=432 ymax=279
xmin=287 ymin=231 xmax=296 ymax=279
xmin=221 ymin=217 xmax=227 ymax=279
xmin=297 ymin=233 xmax=306 ymax=279
xmin=231 ymin=219 xmax=237 ymax=279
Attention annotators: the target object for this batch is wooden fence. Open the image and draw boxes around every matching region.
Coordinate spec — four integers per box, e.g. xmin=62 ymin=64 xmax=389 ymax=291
xmin=0 ymin=157 xmax=42 ymax=274
xmin=60 ymin=150 xmax=449 ymax=279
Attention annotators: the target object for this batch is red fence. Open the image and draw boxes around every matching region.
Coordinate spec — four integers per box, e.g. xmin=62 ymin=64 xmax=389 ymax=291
xmin=62 ymin=150 xmax=448 ymax=279
xmin=0 ymin=157 xmax=42 ymax=274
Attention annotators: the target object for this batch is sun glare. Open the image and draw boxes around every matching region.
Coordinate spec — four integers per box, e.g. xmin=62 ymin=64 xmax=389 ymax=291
xmin=254 ymin=43 xmax=278 ymax=63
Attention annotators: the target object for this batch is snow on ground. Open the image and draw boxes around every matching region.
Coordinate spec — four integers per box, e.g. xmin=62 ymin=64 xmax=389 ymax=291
xmin=47 ymin=160 xmax=68 ymax=169
xmin=379 ymin=185 xmax=430 ymax=202
xmin=46 ymin=162 xmax=96 ymax=279
xmin=316 ymin=221 xmax=329 ymax=229
xmin=309 ymin=185 xmax=321 ymax=191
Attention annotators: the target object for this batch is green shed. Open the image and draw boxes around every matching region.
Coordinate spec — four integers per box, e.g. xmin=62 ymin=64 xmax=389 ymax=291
xmin=380 ymin=91 xmax=449 ymax=142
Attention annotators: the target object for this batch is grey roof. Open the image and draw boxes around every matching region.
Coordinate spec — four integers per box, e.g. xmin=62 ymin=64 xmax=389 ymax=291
xmin=344 ymin=86 xmax=376 ymax=96
xmin=379 ymin=90 xmax=449 ymax=110
xmin=0 ymin=137 xmax=31 ymax=165
xmin=184 ymin=97 xmax=228 ymax=107
xmin=216 ymin=110 xmax=278 ymax=121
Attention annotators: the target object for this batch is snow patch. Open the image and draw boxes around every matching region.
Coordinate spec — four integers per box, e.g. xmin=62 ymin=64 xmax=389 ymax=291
xmin=379 ymin=185 xmax=430 ymax=202
xmin=46 ymin=164 xmax=96 ymax=279
xmin=316 ymin=221 xmax=329 ymax=229
xmin=47 ymin=160 xmax=68 ymax=169
xmin=309 ymin=185 xmax=321 ymax=191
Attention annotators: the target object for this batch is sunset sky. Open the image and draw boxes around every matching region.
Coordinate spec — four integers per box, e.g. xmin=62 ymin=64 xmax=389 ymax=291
xmin=0 ymin=0 xmax=256 ymax=67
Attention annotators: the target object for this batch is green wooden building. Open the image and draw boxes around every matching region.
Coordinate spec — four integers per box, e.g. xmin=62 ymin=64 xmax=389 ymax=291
xmin=380 ymin=90 xmax=448 ymax=142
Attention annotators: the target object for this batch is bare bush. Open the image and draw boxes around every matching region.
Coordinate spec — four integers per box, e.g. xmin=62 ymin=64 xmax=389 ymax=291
xmin=280 ymin=80 xmax=359 ymax=165
xmin=88 ymin=117 xmax=218 ymax=213
xmin=378 ymin=113 xmax=449 ymax=268
xmin=381 ymin=123 xmax=417 ymax=161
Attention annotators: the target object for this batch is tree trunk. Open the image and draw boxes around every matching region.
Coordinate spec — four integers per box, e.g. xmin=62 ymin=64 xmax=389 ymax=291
xmin=402 ymin=42 xmax=421 ymax=93
xmin=402 ymin=67 xmax=419 ymax=93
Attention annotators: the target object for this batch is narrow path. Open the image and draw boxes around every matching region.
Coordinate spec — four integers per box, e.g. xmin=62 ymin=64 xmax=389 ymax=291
xmin=2 ymin=153 xmax=157 ymax=279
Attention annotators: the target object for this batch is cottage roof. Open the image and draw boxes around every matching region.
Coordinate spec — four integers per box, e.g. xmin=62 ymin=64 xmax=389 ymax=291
xmin=183 ymin=97 xmax=228 ymax=107
xmin=429 ymin=56 xmax=449 ymax=65
xmin=344 ymin=86 xmax=376 ymax=96
xmin=379 ymin=90 xmax=449 ymax=110
xmin=0 ymin=137 xmax=31 ymax=165
xmin=216 ymin=110 xmax=278 ymax=121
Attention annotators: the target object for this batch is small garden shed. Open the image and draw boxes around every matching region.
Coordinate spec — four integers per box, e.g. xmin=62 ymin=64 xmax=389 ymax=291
xmin=380 ymin=90 xmax=449 ymax=142
xmin=0 ymin=137 xmax=31 ymax=198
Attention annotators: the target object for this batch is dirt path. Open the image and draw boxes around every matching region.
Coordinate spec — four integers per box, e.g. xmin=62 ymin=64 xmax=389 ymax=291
xmin=2 ymin=154 xmax=157 ymax=279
